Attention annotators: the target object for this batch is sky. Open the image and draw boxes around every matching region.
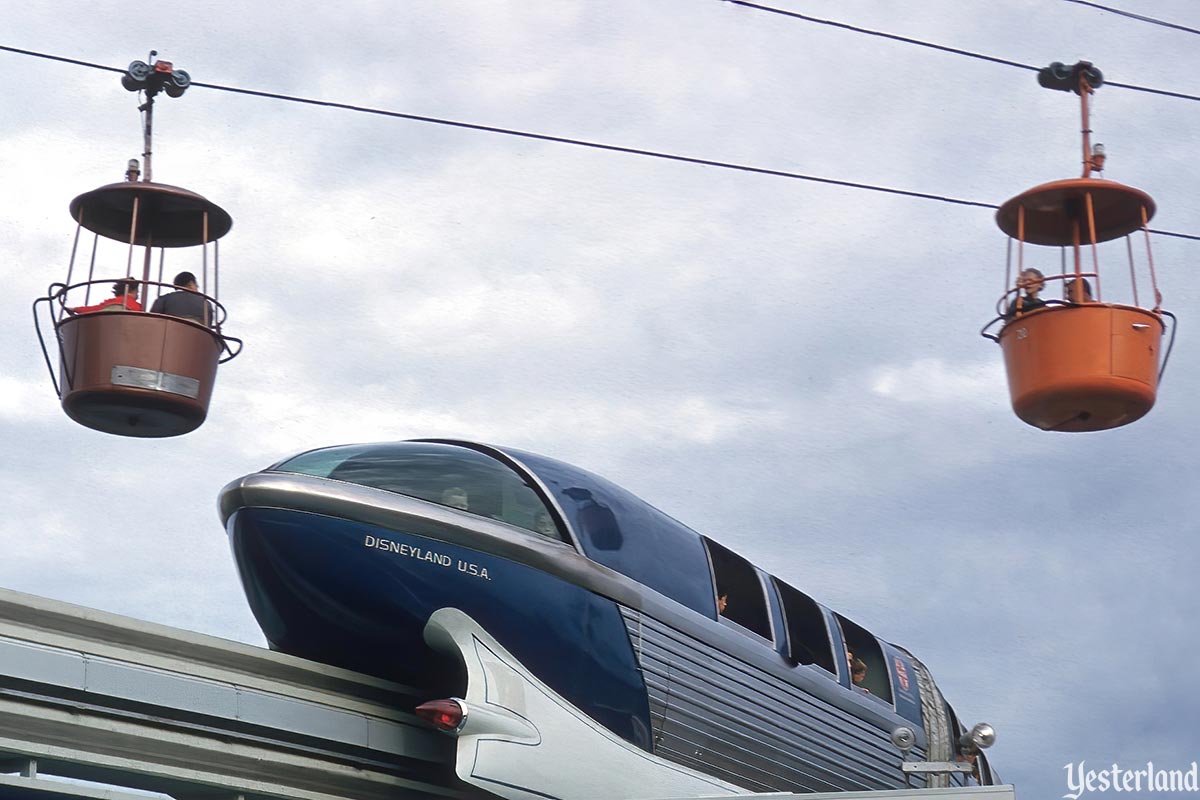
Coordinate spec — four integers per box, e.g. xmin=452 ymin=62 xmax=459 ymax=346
xmin=2 ymin=2 xmax=1199 ymax=798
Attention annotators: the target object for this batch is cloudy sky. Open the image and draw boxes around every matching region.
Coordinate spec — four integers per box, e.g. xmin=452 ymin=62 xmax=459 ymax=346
xmin=3 ymin=1 xmax=1199 ymax=797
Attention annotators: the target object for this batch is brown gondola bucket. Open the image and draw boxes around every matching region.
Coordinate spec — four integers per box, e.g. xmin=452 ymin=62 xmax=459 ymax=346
xmin=57 ymin=311 xmax=224 ymax=437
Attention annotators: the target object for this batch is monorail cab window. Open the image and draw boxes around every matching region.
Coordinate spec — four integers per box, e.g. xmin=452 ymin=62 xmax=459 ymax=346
xmin=947 ymin=703 xmax=989 ymax=784
xmin=836 ymin=614 xmax=894 ymax=705
xmin=273 ymin=441 xmax=565 ymax=540
xmin=704 ymin=538 xmax=772 ymax=641
xmin=773 ymin=578 xmax=837 ymax=677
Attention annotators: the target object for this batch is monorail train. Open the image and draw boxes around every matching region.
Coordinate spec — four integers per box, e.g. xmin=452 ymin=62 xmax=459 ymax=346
xmin=219 ymin=439 xmax=996 ymax=799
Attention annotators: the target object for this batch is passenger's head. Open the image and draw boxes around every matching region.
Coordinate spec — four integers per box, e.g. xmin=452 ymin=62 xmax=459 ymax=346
xmin=1066 ymin=277 xmax=1093 ymax=302
xmin=441 ymin=486 xmax=468 ymax=511
xmin=851 ymin=656 xmax=868 ymax=685
xmin=1019 ymin=268 xmax=1045 ymax=296
xmin=112 ymin=279 xmax=138 ymax=298
xmin=534 ymin=511 xmax=556 ymax=537
xmin=717 ymin=594 xmax=728 ymax=614
xmin=173 ymin=271 xmax=198 ymax=290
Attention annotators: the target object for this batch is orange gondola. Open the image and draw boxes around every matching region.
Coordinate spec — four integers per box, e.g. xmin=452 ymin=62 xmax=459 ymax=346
xmin=33 ymin=55 xmax=242 ymax=438
xmin=981 ymin=61 xmax=1175 ymax=432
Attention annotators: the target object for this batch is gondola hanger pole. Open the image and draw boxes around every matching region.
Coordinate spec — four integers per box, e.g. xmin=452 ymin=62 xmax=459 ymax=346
xmin=121 ymin=49 xmax=192 ymax=184
xmin=1037 ymin=61 xmax=1106 ymax=178
xmin=142 ymin=91 xmax=154 ymax=183
xmin=139 ymin=50 xmax=157 ymax=182
xmin=1079 ymin=73 xmax=1093 ymax=178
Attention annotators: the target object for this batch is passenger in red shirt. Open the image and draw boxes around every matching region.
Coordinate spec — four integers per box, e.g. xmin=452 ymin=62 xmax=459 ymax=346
xmin=68 ymin=279 xmax=143 ymax=314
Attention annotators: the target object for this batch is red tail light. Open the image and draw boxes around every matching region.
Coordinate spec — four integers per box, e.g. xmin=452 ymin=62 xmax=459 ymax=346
xmin=415 ymin=698 xmax=465 ymax=731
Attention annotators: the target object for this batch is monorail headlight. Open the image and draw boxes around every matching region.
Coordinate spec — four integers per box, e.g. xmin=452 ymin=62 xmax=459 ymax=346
xmin=959 ymin=722 xmax=996 ymax=754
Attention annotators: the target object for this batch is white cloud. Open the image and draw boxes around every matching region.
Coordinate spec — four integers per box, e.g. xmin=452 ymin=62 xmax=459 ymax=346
xmin=0 ymin=376 xmax=60 ymax=422
xmin=870 ymin=357 xmax=1005 ymax=406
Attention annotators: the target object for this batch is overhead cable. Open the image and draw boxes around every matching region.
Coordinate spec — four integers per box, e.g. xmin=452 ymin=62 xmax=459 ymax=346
xmin=193 ymin=79 xmax=997 ymax=208
xmin=718 ymin=1 xmax=1037 ymax=71
xmin=1 ymin=42 xmax=1198 ymax=240
xmin=0 ymin=43 xmax=123 ymax=74
xmin=1102 ymin=80 xmax=1200 ymax=103
xmin=719 ymin=1 xmax=1200 ymax=103
xmin=1061 ymin=0 xmax=1200 ymax=37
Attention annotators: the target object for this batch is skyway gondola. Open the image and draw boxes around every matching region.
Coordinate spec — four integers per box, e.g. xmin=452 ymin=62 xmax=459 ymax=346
xmin=32 ymin=54 xmax=241 ymax=437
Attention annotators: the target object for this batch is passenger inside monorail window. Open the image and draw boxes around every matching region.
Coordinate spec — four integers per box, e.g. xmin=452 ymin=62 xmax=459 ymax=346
xmin=704 ymin=539 xmax=772 ymax=641
xmin=273 ymin=441 xmax=564 ymax=540
xmin=836 ymin=615 xmax=894 ymax=704
xmin=850 ymin=655 xmax=869 ymax=691
xmin=441 ymin=486 xmax=469 ymax=510
xmin=533 ymin=511 xmax=557 ymax=537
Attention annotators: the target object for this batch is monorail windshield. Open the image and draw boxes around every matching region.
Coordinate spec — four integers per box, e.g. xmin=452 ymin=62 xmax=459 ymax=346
xmin=272 ymin=441 xmax=564 ymax=540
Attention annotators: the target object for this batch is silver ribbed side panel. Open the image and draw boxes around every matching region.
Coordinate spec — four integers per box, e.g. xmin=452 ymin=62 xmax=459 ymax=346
xmin=621 ymin=607 xmax=924 ymax=793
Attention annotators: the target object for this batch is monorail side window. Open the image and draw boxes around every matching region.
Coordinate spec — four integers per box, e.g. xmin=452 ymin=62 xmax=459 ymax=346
xmin=773 ymin=579 xmax=837 ymax=675
xmin=273 ymin=442 xmax=565 ymax=540
xmin=704 ymin=538 xmax=772 ymax=641
xmin=946 ymin=705 xmax=981 ymax=785
xmin=836 ymin=614 xmax=894 ymax=704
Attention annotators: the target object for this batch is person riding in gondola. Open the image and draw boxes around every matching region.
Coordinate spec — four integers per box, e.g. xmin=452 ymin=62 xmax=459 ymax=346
xmin=1065 ymin=277 xmax=1095 ymax=304
xmin=150 ymin=270 xmax=211 ymax=325
xmin=67 ymin=278 xmax=142 ymax=314
xmin=1005 ymin=268 xmax=1047 ymax=318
